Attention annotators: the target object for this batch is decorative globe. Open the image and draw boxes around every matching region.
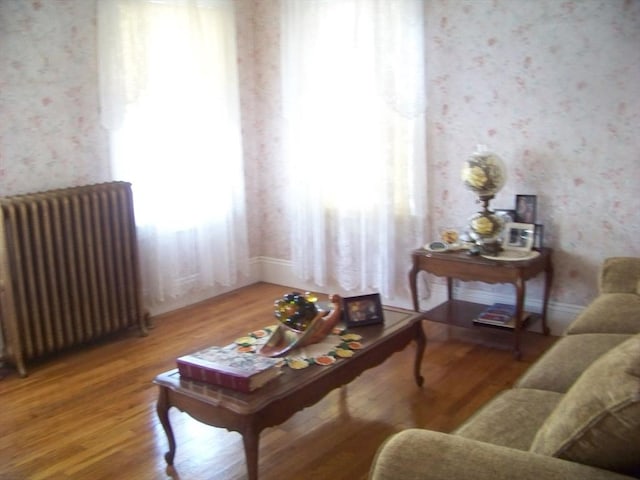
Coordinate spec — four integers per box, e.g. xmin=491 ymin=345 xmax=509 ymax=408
xmin=274 ymin=292 xmax=319 ymax=332
xmin=461 ymin=146 xmax=506 ymax=199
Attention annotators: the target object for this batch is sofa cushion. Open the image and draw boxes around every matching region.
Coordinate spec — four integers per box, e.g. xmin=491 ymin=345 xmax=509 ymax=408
xmin=530 ymin=334 xmax=640 ymax=475
xmin=516 ymin=333 xmax=632 ymax=393
xmin=599 ymin=257 xmax=640 ymax=294
xmin=370 ymin=429 xmax=635 ymax=480
xmin=454 ymin=388 xmax=563 ymax=451
xmin=565 ymin=293 xmax=640 ymax=335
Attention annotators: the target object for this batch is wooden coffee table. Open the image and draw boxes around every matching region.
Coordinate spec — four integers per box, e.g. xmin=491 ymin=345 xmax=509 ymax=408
xmin=153 ymin=306 xmax=425 ymax=480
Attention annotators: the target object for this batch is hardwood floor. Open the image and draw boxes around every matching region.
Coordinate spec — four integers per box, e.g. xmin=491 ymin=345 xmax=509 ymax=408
xmin=0 ymin=282 xmax=556 ymax=480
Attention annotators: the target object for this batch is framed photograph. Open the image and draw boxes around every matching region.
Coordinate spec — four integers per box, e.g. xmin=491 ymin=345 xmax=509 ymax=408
xmin=342 ymin=293 xmax=384 ymax=327
xmin=515 ymin=195 xmax=537 ymax=223
xmin=502 ymin=222 xmax=535 ymax=252
xmin=438 ymin=226 xmax=463 ymax=246
xmin=534 ymin=224 xmax=544 ymax=250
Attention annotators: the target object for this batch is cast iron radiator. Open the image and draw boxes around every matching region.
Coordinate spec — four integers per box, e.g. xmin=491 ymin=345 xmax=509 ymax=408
xmin=0 ymin=181 xmax=149 ymax=376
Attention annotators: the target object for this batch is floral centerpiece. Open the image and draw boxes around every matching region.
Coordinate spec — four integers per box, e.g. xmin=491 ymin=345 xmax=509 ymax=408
xmin=273 ymin=291 xmax=320 ymax=332
xmin=259 ymin=292 xmax=343 ymax=357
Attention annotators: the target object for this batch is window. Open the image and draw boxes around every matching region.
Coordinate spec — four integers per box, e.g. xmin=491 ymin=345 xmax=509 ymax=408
xmin=98 ymin=0 xmax=249 ymax=310
xmin=280 ymin=0 xmax=428 ymax=295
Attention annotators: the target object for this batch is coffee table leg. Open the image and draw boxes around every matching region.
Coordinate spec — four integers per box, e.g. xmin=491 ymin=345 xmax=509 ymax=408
xmin=414 ymin=321 xmax=426 ymax=387
xmin=242 ymin=426 xmax=260 ymax=480
xmin=156 ymin=386 xmax=177 ymax=465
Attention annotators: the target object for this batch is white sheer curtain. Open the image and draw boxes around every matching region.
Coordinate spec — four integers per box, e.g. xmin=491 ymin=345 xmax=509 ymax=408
xmin=281 ymin=0 xmax=428 ymax=298
xmin=98 ymin=0 xmax=249 ymax=312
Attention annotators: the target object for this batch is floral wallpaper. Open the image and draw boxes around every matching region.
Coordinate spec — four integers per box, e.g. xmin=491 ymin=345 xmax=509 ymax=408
xmin=250 ymin=0 xmax=640 ymax=308
xmin=421 ymin=0 xmax=640 ymax=305
xmin=0 ymin=1 xmax=110 ymax=192
xmin=1 ymin=0 xmax=639 ymax=314
xmin=236 ymin=0 xmax=290 ymax=261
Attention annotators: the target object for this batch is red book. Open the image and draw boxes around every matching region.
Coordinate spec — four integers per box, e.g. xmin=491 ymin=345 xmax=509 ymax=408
xmin=176 ymin=345 xmax=282 ymax=393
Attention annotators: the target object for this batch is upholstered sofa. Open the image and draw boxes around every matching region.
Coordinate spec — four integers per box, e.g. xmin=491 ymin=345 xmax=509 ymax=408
xmin=369 ymin=257 xmax=640 ymax=480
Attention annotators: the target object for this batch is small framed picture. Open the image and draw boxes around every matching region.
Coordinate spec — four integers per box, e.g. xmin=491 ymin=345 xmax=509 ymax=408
xmin=534 ymin=224 xmax=544 ymax=250
xmin=342 ymin=293 xmax=384 ymax=327
xmin=438 ymin=226 xmax=460 ymax=245
xmin=515 ymin=195 xmax=537 ymax=223
xmin=502 ymin=222 xmax=535 ymax=252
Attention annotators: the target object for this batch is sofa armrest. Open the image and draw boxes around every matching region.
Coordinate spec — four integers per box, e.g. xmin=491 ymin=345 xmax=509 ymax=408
xmin=600 ymin=257 xmax=640 ymax=294
xmin=369 ymin=429 xmax=632 ymax=480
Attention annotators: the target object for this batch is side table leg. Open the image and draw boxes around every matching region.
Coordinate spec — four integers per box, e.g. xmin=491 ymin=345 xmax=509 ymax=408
xmin=413 ymin=321 xmax=426 ymax=387
xmin=513 ymin=277 xmax=525 ymax=360
xmin=409 ymin=262 xmax=420 ymax=311
xmin=242 ymin=426 xmax=261 ymax=480
xmin=156 ymin=386 xmax=177 ymax=466
xmin=541 ymin=260 xmax=554 ymax=335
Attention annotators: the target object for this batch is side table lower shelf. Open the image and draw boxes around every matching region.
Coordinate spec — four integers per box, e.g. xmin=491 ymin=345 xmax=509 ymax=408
xmin=422 ymin=300 xmax=488 ymax=328
xmin=421 ymin=300 xmax=540 ymax=356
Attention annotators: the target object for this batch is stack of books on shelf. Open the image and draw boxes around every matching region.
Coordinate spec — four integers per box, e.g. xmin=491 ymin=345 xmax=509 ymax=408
xmin=177 ymin=345 xmax=282 ymax=393
xmin=472 ymin=303 xmax=531 ymax=329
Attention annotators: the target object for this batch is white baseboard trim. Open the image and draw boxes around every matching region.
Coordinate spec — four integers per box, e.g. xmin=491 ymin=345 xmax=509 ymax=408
xmin=147 ymin=258 xmax=263 ymax=317
xmin=256 ymin=256 xmax=584 ymax=336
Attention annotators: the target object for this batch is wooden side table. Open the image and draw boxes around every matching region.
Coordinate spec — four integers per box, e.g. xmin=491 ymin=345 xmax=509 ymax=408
xmin=409 ymin=247 xmax=553 ymax=359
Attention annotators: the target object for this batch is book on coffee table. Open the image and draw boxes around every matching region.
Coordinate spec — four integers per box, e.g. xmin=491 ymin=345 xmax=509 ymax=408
xmin=472 ymin=303 xmax=531 ymax=329
xmin=177 ymin=345 xmax=282 ymax=392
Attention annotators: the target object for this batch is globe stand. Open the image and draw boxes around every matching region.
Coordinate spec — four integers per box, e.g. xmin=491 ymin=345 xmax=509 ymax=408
xmin=478 ymin=238 xmax=502 ymax=257
xmin=469 ymin=195 xmax=503 ymax=256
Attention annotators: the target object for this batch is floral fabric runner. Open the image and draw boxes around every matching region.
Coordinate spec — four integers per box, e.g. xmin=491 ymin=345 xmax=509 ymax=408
xmin=234 ymin=326 xmax=363 ymax=370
